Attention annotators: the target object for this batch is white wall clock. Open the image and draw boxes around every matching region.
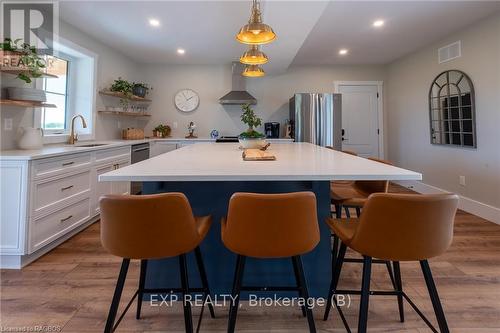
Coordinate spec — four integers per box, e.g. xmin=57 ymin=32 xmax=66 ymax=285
xmin=174 ymin=89 xmax=200 ymax=112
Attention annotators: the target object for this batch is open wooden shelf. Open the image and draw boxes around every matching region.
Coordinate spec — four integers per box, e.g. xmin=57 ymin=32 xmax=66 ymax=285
xmin=0 ymin=99 xmax=56 ymax=108
xmin=99 ymin=90 xmax=152 ymax=102
xmin=98 ymin=110 xmax=151 ymax=117
xmin=0 ymin=67 xmax=58 ymax=78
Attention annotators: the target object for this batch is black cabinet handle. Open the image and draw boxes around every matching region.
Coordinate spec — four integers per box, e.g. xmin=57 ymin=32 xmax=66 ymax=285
xmin=61 ymin=185 xmax=74 ymax=191
xmin=60 ymin=215 xmax=73 ymax=222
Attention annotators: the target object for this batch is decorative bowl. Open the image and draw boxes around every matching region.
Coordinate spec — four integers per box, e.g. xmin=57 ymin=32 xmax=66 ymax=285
xmin=238 ymin=136 xmax=267 ymax=149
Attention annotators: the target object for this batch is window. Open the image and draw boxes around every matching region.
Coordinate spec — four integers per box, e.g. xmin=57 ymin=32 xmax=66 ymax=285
xmin=41 ymin=56 xmax=69 ymax=132
xmin=429 ymin=70 xmax=476 ymax=148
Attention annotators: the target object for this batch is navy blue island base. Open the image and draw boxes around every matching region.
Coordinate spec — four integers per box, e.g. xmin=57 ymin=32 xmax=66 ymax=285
xmin=142 ymin=180 xmax=331 ymax=299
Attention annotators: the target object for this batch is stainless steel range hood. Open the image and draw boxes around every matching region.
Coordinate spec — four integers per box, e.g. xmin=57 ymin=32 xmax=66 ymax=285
xmin=219 ymin=62 xmax=257 ymax=105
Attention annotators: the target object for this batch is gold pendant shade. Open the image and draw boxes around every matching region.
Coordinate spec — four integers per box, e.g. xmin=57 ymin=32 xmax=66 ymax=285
xmin=236 ymin=0 xmax=276 ymax=45
xmin=239 ymin=45 xmax=268 ymax=65
xmin=242 ymin=65 xmax=265 ymax=77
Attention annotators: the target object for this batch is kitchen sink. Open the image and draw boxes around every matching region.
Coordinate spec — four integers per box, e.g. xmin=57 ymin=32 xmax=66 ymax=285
xmin=73 ymin=143 xmax=110 ymax=147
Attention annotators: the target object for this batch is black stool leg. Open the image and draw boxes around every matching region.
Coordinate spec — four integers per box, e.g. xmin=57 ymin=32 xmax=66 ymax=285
xmin=228 ymin=255 xmax=246 ymax=333
xmin=357 ymin=256 xmax=372 ymax=333
xmin=136 ymin=259 xmax=148 ymax=319
xmin=292 ymin=256 xmax=307 ymax=317
xmin=393 ymin=261 xmax=405 ymax=322
xmin=179 ymin=254 xmax=193 ymax=333
xmin=292 ymin=256 xmax=316 ymax=333
xmin=331 ymin=234 xmax=339 ymax=272
xmin=324 ymin=242 xmax=347 ymax=320
xmin=355 ymin=207 xmax=361 ymax=217
xmin=194 ymin=246 xmax=216 ymax=318
xmin=335 ymin=204 xmax=342 ymax=219
xmin=104 ymin=258 xmax=130 ymax=333
xmin=420 ymin=260 xmax=449 ymax=333
xmin=344 ymin=206 xmax=351 ymax=218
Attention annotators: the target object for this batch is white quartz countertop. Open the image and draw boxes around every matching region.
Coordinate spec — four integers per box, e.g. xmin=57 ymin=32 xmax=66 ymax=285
xmin=99 ymin=142 xmax=422 ymax=182
xmin=0 ymin=138 xmax=294 ymax=160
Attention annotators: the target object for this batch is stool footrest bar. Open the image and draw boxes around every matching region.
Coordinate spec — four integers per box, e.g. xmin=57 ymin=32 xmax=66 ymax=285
xmin=240 ymin=286 xmax=301 ymax=292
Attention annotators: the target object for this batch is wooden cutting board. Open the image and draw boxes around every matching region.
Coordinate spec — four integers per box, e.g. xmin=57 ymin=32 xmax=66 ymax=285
xmin=242 ymin=149 xmax=276 ymax=161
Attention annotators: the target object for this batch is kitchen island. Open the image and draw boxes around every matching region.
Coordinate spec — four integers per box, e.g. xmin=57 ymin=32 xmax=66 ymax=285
xmin=100 ymin=142 xmax=422 ymax=298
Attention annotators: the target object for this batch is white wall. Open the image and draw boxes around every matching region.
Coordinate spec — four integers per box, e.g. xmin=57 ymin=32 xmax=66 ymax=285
xmin=142 ymin=64 xmax=386 ymax=138
xmin=386 ymin=13 xmax=500 ymax=209
xmin=0 ymin=20 xmax=141 ymax=150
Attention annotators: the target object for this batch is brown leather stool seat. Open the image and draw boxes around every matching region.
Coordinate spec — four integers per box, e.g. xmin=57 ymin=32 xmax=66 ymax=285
xmin=324 ymin=193 xmax=459 ymax=333
xmin=222 ymin=192 xmax=320 ymax=333
xmin=331 ymin=157 xmax=394 ymax=218
xmin=100 ymin=193 xmax=215 ymax=333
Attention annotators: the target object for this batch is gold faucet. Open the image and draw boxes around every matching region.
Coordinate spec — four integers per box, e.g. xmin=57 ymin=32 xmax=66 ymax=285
xmin=68 ymin=115 xmax=88 ymax=144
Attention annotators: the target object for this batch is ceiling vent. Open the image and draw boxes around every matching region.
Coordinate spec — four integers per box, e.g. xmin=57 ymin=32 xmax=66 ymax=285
xmin=438 ymin=41 xmax=461 ymax=64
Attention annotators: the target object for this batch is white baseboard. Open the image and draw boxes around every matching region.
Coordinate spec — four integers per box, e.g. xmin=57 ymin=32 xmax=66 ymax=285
xmin=394 ymin=180 xmax=500 ymax=225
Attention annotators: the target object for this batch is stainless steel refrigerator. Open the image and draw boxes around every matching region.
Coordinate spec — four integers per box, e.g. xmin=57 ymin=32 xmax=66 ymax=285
xmin=289 ymin=93 xmax=342 ymax=149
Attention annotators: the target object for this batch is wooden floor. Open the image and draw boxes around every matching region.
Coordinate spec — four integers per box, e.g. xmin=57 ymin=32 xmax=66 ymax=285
xmin=2 ymin=198 xmax=500 ymax=332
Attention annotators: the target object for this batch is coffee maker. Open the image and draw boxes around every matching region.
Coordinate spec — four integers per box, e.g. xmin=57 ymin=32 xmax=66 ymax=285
xmin=264 ymin=122 xmax=280 ymax=138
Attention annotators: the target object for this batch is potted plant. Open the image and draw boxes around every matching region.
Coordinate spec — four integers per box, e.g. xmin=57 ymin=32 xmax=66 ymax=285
xmin=110 ymin=77 xmax=133 ymax=98
xmin=1 ymin=38 xmax=48 ymax=103
xmin=0 ymin=38 xmax=47 ymax=84
xmin=153 ymin=124 xmax=171 ymax=138
xmin=132 ymin=82 xmax=152 ymax=98
xmin=238 ymin=104 xmax=267 ymax=149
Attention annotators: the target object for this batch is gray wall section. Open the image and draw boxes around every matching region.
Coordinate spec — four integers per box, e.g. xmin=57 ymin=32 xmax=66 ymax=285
xmin=386 ymin=13 xmax=500 ymax=208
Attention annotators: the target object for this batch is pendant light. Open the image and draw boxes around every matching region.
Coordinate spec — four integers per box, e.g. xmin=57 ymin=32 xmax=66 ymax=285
xmin=240 ymin=45 xmax=268 ymax=65
xmin=236 ymin=0 xmax=276 ymax=45
xmin=242 ymin=65 xmax=265 ymax=77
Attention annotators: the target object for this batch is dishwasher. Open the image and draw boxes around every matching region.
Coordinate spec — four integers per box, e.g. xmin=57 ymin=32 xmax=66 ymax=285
xmin=131 ymin=143 xmax=150 ymax=194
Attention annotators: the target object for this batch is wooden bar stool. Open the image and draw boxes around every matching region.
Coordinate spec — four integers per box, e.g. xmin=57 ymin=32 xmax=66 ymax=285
xmin=222 ymin=192 xmax=320 ymax=333
xmin=324 ymin=193 xmax=459 ymax=333
xmin=100 ymin=193 xmax=216 ymax=333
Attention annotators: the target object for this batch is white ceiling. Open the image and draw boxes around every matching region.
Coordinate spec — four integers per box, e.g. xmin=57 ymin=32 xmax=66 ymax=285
xmin=60 ymin=1 xmax=500 ymax=72
xmin=292 ymin=1 xmax=500 ymax=66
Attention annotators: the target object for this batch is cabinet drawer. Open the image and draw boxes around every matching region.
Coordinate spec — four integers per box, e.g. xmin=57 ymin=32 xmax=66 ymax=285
xmin=33 ymin=170 xmax=91 ymax=214
xmin=34 ymin=153 xmax=91 ymax=178
xmin=31 ymin=197 xmax=90 ymax=252
xmin=95 ymin=147 xmax=130 ymax=164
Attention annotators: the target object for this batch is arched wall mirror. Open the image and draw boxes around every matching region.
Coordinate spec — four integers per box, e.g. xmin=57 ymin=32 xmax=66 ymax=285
xmin=429 ymin=70 xmax=476 ymax=148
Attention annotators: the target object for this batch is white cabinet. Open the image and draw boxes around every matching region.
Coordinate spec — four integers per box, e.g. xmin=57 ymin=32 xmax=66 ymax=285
xmin=150 ymin=142 xmax=177 ymax=157
xmin=1 ymin=146 xmax=131 ymax=268
xmin=92 ymin=149 xmax=131 ymax=215
xmin=112 ymin=159 xmax=130 ymax=195
xmin=0 ymin=161 xmax=29 ymax=255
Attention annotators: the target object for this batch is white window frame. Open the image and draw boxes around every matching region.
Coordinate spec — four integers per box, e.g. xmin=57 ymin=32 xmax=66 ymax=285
xmin=33 ymin=34 xmax=98 ymax=144
xmin=38 ymin=54 xmax=72 ymax=134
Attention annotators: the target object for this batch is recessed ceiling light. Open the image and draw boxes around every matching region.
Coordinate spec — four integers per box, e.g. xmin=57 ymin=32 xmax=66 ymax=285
xmin=373 ymin=20 xmax=385 ymax=28
xmin=177 ymin=48 xmax=186 ymax=55
xmin=149 ymin=18 xmax=160 ymax=27
xmin=339 ymin=49 xmax=349 ymax=56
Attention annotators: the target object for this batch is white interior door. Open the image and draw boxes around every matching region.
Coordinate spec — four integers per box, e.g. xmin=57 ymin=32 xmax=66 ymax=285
xmin=338 ymin=85 xmax=380 ymax=157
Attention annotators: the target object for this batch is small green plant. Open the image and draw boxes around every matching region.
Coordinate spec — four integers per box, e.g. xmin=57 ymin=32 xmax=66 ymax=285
xmin=0 ymin=38 xmax=46 ymax=83
xmin=239 ymin=104 xmax=264 ymax=138
xmin=110 ymin=77 xmax=133 ymax=97
xmin=153 ymin=124 xmax=171 ymax=137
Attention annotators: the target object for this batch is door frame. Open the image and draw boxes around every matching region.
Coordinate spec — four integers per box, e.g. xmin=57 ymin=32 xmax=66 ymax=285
xmin=333 ymin=81 xmax=384 ymax=158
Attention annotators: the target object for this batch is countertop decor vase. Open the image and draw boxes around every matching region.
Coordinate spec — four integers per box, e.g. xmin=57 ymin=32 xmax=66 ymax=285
xmin=238 ymin=136 xmax=267 ymax=149
xmin=18 ymin=127 xmax=43 ymax=150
